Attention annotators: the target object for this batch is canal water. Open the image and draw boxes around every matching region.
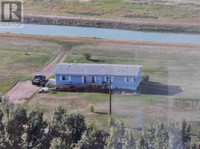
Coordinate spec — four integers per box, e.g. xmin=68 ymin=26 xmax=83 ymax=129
xmin=0 ymin=23 xmax=200 ymax=44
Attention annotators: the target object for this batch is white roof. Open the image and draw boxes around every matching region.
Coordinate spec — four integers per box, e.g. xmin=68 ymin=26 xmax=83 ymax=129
xmin=55 ymin=63 xmax=142 ymax=77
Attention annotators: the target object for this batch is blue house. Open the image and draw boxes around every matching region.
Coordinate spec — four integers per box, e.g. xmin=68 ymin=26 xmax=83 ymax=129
xmin=54 ymin=63 xmax=143 ymax=91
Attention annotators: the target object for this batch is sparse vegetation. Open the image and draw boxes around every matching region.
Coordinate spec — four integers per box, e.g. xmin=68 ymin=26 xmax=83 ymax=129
xmin=24 ymin=0 xmax=200 ymax=23
xmin=88 ymin=103 xmax=94 ymax=112
xmin=142 ymin=75 xmax=150 ymax=82
xmin=83 ymin=52 xmax=91 ymax=60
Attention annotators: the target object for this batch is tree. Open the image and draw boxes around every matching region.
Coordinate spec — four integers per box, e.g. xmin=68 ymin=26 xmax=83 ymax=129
xmin=50 ymin=137 xmax=68 ymax=149
xmin=125 ymin=131 xmax=135 ymax=149
xmin=78 ymin=123 xmax=109 ymax=149
xmin=137 ymin=120 xmax=191 ymax=149
xmin=26 ymin=106 xmax=47 ymax=149
xmin=155 ymin=123 xmax=168 ymax=149
xmin=0 ymin=93 xmax=2 ymax=102
xmin=142 ymin=75 xmax=150 ymax=82
xmin=140 ymin=125 xmax=156 ymax=149
xmin=83 ymin=52 xmax=91 ymax=60
xmin=46 ymin=106 xmax=87 ymax=149
xmin=0 ymin=99 xmax=27 ymax=149
xmin=169 ymin=120 xmax=191 ymax=149
xmin=137 ymin=136 xmax=148 ymax=149
xmin=46 ymin=106 xmax=70 ymax=149
xmin=107 ymin=120 xmax=132 ymax=149
xmin=65 ymin=113 xmax=87 ymax=145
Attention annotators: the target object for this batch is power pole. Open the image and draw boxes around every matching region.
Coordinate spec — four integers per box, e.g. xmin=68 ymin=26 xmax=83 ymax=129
xmin=109 ymin=78 xmax=112 ymax=116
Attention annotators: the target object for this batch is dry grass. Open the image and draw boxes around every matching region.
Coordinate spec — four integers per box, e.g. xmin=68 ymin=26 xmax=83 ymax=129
xmin=1 ymin=34 xmax=200 ymax=136
xmin=0 ymin=37 xmax=61 ymax=94
xmin=28 ymin=92 xmax=110 ymax=127
xmin=24 ymin=0 xmax=200 ymax=23
xmin=65 ymin=42 xmax=200 ymax=98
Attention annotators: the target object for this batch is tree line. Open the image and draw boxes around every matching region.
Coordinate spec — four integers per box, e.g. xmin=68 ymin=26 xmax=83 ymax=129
xmin=0 ymin=96 xmax=199 ymax=149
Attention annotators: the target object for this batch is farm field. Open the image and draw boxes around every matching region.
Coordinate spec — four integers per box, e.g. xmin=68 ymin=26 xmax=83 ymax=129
xmin=25 ymin=0 xmax=200 ymax=23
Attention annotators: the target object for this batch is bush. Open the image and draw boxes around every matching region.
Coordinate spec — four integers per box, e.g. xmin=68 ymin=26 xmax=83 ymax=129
xmin=83 ymin=53 xmax=91 ymax=60
xmin=88 ymin=103 xmax=94 ymax=112
xmin=142 ymin=75 xmax=150 ymax=82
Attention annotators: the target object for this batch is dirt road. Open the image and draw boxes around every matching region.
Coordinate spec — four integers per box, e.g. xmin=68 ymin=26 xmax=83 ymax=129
xmin=6 ymin=52 xmax=67 ymax=104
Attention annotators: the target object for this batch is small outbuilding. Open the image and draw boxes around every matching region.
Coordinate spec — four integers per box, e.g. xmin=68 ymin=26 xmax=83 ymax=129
xmin=54 ymin=63 xmax=143 ymax=91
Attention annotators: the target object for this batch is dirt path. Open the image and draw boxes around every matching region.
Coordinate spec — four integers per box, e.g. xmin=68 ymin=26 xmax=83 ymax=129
xmin=34 ymin=52 xmax=67 ymax=78
xmin=6 ymin=52 xmax=67 ymax=104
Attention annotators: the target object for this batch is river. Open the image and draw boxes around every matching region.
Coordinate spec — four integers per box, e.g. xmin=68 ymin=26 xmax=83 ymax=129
xmin=0 ymin=24 xmax=200 ymax=44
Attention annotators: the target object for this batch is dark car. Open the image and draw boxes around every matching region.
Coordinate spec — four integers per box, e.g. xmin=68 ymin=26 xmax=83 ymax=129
xmin=32 ymin=74 xmax=47 ymax=87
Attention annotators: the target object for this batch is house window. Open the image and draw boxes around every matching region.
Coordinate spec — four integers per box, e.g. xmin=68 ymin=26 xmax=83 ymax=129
xmin=83 ymin=76 xmax=86 ymax=83
xmin=105 ymin=77 xmax=110 ymax=82
xmin=125 ymin=77 xmax=133 ymax=83
xmin=92 ymin=76 xmax=95 ymax=83
xmin=61 ymin=75 xmax=71 ymax=81
xmin=82 ymin=76 xmax=96 ymax=83
xmin=105 ymin=77 xmax=114 ymax=82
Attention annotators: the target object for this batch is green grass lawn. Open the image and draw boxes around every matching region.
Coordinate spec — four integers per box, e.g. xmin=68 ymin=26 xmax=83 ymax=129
xmin=25 ymin=0 xmax=200 ymax=22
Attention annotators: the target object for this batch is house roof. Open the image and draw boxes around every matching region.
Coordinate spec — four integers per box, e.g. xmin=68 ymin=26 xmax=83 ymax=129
xmin=55 ymin=63 xmax=143 ymax=77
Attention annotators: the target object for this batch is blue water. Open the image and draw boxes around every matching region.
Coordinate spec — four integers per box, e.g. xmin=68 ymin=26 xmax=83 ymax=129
xmin=0 ymin=24 xmax=200 ymax=44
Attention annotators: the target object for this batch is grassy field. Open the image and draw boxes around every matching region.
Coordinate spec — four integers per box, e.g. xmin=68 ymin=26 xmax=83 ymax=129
xmin=18 ymin=37 xmax=200 ymax=138
xmin=0 ymin=37 xmax=62 ymax=94
xmin=25 ymin=0 xmax=200 ymax=22
xmin=0 ymin=36 xmax=87 ymax=94
xmin=1 ymin=34 xmax=200 ymax=140
xmin=64 ymin=42 xmax=200 ymax=93
xmin=62 ymin=41 xmax=200 ymax=129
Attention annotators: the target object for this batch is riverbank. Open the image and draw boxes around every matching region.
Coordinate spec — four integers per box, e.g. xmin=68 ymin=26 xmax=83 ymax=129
xmin=1 ymin=33 xmax=200 ymax=48
xmin=24 ymin=14 xmax=200 ymax=34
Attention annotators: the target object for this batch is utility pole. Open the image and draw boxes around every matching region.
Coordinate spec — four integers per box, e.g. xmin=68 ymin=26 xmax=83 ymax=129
xmin=109 ymin=78 xmax=112 ymax=116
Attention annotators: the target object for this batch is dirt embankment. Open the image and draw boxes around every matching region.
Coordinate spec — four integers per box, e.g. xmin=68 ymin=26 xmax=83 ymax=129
xmin=24 ymin=14 xmax=200 ymax=34
xmin=1 ymin=33 xmax=200 ymax=48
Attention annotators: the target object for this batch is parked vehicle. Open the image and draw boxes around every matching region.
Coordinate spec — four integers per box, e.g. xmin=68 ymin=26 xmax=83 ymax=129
xmin=32 ymin=74 xmax=47 ymax=87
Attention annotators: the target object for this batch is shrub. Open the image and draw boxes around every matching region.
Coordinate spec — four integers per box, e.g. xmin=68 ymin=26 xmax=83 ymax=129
xmin=88 ymin=103 xmax=94 ymax=112
xmin=83 ymin=53 xmax=91 ymax=60
xmin=142 ymin=75 xmax=150 ymax=82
